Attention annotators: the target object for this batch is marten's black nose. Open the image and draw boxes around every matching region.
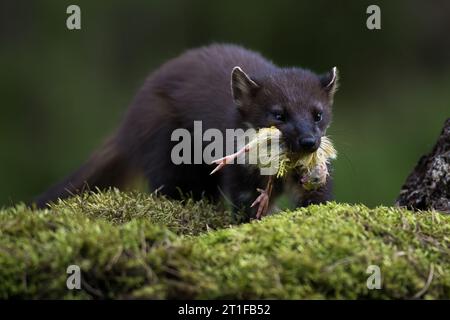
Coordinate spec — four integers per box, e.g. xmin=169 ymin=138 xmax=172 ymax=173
xmin=299 ymin=137 xmax=319 ymax=152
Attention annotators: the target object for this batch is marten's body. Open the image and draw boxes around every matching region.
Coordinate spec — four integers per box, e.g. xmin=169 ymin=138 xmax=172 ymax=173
xmin=35 ymin=44 xmax=338 ymax=218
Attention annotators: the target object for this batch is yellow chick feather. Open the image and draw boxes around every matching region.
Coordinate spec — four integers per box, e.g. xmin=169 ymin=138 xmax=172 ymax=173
xmin=249 ymin=127 xmax=337 ymax=189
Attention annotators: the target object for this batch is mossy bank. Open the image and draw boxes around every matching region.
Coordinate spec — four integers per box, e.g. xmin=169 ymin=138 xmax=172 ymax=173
xmin=1 ymin=189 xmax=449 ymax=299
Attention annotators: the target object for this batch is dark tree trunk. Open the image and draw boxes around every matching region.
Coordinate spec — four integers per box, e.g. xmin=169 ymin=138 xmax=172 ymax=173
xmin=396 ymin=118 xmax=450 ymax=213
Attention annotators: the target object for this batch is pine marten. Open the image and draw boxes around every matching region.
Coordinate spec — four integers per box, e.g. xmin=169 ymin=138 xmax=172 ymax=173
xmin=35 ymin=44 xmax=339 ymax=218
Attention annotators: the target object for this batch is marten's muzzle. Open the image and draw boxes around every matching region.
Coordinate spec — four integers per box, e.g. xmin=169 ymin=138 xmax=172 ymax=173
xmin=298 ymin=136 xmax=321 ymax=153
xmin=287 ymin=135 xmax=321 ymax=154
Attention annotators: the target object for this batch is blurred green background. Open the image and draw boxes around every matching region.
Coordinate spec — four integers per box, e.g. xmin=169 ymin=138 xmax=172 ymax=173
xmin=0 ymin=0 xmax=449 ymax=207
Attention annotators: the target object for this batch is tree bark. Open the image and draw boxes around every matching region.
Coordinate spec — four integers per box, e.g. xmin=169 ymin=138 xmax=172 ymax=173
xmin=396 ymin=118 xmax=450 ymax=213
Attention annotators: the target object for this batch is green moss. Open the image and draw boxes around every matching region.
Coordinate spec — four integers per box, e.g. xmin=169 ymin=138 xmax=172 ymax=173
xmin=0 ymin=190 xmax=449 ymax=299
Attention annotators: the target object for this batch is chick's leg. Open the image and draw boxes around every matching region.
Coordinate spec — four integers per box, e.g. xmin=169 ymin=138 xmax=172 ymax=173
xmin=251 ymin=175 xmax=274 ymax=219
xmin=210 ymin=145 xmax=250 ymax=175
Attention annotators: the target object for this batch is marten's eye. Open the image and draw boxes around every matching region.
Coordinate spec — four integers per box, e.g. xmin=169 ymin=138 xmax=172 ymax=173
xmin=270 ymin=110 xmax=286 ymax=122
xmin=313 ymin=111 xmax=323 ymax=122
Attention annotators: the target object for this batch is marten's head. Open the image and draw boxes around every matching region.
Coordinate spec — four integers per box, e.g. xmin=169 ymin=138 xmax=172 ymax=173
xmin=231 ymin=66 xmax=338 ymax=154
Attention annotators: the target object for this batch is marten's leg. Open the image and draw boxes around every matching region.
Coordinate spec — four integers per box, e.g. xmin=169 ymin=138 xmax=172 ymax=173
xmin=223 ymin=166 xmax=283 ymax=221
xmin=222 ymin=165 xmax=260 ymax=221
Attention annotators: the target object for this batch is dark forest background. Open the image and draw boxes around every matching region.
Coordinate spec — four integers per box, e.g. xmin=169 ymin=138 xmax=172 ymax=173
xmin=0 ymin=0 xmax=449 ymax=207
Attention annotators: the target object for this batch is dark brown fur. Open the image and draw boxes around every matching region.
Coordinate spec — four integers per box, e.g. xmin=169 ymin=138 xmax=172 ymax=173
xmin=35 ymin=44 xmax=338 ymax=218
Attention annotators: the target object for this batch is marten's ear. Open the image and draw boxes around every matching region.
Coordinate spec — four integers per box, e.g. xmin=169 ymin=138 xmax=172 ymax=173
xmin=320 ymin=67 xmax=339 ymax=100
xmin=231 ymin=66 xmax=260 ymax=107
